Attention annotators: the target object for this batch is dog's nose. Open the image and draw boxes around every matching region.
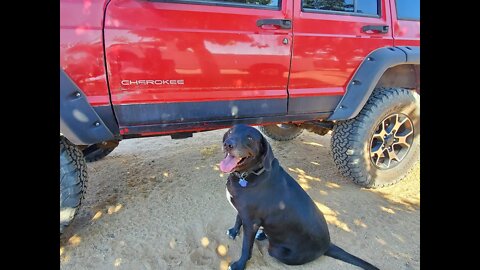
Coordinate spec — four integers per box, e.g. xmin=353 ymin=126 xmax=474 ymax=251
xmin=224 ymin=138 xmax=236 ymax=150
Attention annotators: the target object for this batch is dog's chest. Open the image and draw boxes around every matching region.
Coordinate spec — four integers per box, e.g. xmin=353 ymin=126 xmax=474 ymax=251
xmin=225 ymin=187 xmax=237 ymax=212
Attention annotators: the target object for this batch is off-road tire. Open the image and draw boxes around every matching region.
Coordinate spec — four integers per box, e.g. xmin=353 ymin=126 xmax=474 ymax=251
xmin=60 ymin=137 xmax=87 ymax=233
xmin=331 ymin=88 xmax=420 ymax=188
xmin=259 ymin=124 xmax=303 ymax=141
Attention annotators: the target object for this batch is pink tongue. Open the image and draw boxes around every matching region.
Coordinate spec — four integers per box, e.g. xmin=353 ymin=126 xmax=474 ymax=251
xmin=220 ymin=154 xmax=241 ymax=173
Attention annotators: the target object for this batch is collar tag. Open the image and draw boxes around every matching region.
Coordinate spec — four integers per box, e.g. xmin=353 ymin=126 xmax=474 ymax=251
xmin=239 ymin=178 xmax=248 ymax=187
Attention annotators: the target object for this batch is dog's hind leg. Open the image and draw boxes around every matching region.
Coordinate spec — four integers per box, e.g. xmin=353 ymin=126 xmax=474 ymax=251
xmin=268 ymin=244 xmax=315 ymax=266
xmin=268 ymin=245 xmax=298 ymax=265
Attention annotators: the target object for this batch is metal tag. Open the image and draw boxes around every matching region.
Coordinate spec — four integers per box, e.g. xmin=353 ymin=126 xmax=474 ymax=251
xmin=239 ymin=178 xmax=248 ymax=187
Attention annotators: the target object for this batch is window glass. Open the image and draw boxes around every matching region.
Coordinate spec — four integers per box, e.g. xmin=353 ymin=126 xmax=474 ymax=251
xmin=396 ymin=0 xmax=420 ymax=20
xmin=357 ymin=0 xmax=378 ymax=15
xmin=302 ymin=0 xmax=379 ymax=16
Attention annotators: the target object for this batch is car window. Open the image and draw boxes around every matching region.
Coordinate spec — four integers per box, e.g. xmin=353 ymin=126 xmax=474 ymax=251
xmin=302 ymin=0 xmax=379 ymax=16
xmin=396 ymin=0 xmax=420 ymax=20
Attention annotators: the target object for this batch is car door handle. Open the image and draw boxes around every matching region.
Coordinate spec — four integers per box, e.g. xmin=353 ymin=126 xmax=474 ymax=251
xmin=361 ymin=25 xmax=389 ymax=33
xmin=256 ymin=19 xmax=292 ymax=29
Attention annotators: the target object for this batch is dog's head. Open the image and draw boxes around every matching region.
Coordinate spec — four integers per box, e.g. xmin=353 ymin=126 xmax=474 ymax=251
xmin=220 ymin=124 xmax=274 ymax=173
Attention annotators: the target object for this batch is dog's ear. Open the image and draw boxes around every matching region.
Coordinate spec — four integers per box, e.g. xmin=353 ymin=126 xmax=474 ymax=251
xmin=260 ymin=135 xmax=274 ymax=171
xmin=223 ymin=128 xmax=231 ymax=143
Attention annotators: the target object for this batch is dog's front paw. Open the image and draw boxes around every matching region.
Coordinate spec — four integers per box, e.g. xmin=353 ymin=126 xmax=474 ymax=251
xmin=226 ymin=228 xmax=239 ymax=240
xmin=228 ymin=260 xmax=246 ymax=270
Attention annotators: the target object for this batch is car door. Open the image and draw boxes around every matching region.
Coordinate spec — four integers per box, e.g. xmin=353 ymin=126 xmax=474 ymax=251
xmin=104 ymin=0 xmax=293 ymax=130
xmin=288 ymin=0 xmax=394 ymax=114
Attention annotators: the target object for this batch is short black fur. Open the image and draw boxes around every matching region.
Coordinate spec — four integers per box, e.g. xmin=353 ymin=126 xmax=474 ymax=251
xmin=222 ymin=124 xmax=379 ymax=270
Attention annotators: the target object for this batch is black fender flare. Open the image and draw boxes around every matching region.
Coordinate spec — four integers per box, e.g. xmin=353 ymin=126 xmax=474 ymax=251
xmin=60 ymin=68 xmax=119 ymax=145
xmin=328 ymin=46 xmax=419 ymax=121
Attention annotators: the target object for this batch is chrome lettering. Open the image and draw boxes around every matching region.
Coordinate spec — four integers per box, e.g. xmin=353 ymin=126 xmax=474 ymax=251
xmin=121 ymin=80 xmax=185 ymax=86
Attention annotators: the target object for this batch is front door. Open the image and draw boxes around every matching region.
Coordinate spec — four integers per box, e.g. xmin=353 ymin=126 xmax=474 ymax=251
xmin=104 ymin=0 xmax=293 ymax=130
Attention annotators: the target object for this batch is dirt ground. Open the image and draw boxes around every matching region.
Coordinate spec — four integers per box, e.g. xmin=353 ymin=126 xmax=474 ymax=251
xmin=60 ymin=128 xmax=420 ymax=270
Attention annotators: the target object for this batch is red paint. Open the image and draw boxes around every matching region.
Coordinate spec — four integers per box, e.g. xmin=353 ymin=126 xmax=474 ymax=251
xmin=289 ymin=0 xmax=393 ymax=98
xmin=104 ymin=0 xmax=293 ymax=105
xmin=60 ymin=0 xmax=111 ymax=106
xmin=61 ymin=0 xmax=420 ymax=136
xmin=289 ymin=88 xmax=344 ymax=98
xmin=109 ymin=90 xmax=287 ymax=104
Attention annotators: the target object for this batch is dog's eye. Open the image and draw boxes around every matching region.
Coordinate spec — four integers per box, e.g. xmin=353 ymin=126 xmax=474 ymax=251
xmin=247 ymin=136 xmax=253 ymax=141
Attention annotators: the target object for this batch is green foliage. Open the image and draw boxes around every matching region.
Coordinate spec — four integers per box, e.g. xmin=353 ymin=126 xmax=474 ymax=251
xmin=303 ymin=0 xmax=354 ymax=12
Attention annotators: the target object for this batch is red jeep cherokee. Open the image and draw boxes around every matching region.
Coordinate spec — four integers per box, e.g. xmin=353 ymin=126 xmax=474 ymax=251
xmin=60 ymin=0 xmax=420 ymax=232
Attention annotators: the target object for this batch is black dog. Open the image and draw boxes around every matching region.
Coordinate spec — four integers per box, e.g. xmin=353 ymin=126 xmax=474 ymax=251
xmin=220 ymin=124 xmax=379 ymax=270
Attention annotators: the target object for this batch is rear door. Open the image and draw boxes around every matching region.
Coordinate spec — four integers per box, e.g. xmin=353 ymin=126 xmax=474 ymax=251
xmin=289 ymin=0 xmax=394 ymax=114
xmin=104 ymin=0 xmax=293 ymax=130
xmin=390 ymin=0 xmax=420 ymax=46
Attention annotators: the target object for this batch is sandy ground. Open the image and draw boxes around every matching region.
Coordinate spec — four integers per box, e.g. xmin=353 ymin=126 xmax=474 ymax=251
xmin=60 ymin=129 xmax=420 ymax=270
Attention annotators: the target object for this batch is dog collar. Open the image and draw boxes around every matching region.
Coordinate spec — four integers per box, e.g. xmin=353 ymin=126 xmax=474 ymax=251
xmin=232 ymin=167 xmax=266 ymax=187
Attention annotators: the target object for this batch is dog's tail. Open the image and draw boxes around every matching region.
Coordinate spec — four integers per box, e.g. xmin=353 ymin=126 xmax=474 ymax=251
xmin=324 ymin=243 xmax=379 ymax=270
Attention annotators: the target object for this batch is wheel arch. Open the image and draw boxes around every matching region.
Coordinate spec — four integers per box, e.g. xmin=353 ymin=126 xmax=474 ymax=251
xmin=60 ymin=68 xmax=119 ymax=145
xmin=328 ymin=46 xmax=419 ymax=121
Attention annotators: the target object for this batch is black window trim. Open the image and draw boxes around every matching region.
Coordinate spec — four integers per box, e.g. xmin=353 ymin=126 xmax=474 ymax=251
xmin=147 ymin=0 xmax=282 ymax=11
xmin=397 ymin=16 xmax=420 ymax=21
xmin=301 ymin=0 xmax=381 ymax=19
xmin=395 ymin=0 xmax=420 ymax=21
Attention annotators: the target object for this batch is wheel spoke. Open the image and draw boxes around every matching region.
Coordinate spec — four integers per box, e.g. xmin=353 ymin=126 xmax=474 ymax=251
xmin=376 ymin=158 xmax=384 ymax=167
xmin=371 ymin=146 xmax=386 ymax=166
xmin=387 ymin=147 xmax=400 ymax=162
xmin=371 ymin=146 xmax=385 ymax=157
xmin=391 ymin=114 xmax=404 ymax=132
xmin=372 ymin=133 xmax=385 ymax=141
xmin=381 ymin=120 xmax=388 ymax=135
xmin=394 ymin=129 xmax=413 ymax=148
xmin=374 ymin=120 xmax=388 ymax=140
xmin=375 ymin=156 xmax=392 ymax=168
xmin=383 ymin=154 xmax=392 ymax=167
